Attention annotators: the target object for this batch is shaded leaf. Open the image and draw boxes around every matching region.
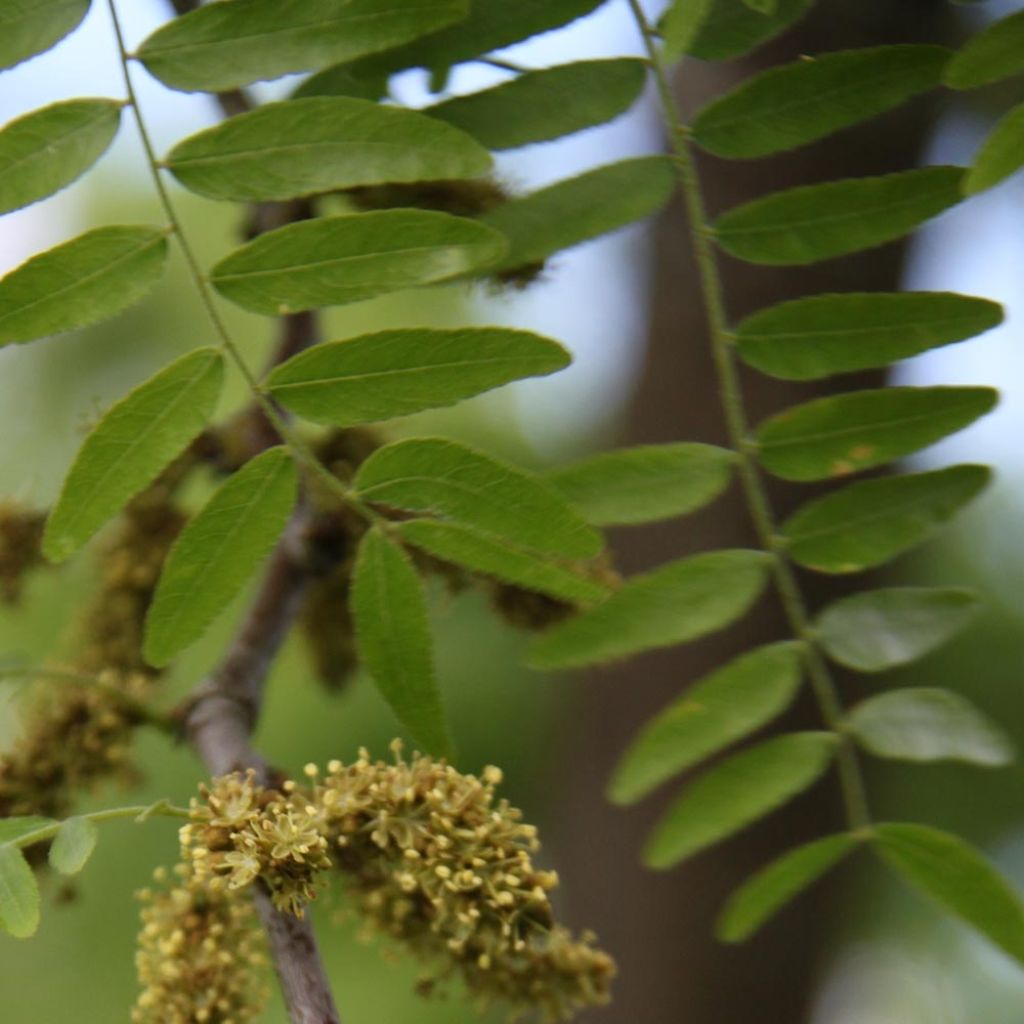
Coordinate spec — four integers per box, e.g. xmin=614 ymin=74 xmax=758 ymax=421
xmin=816 ymin=586 xmax=981 ymax=673
xmin=0 ymin=0 xmax=89 ymax=70
xmin=0 ymin=226 xmax=168 ymax=346
xmin=0 ymin=99 xmax=122 ymax=215
xmin=265 ymin=327 xmax=569 ymax=427
xmin=137 ymin=0 xmax=468 ymax=93
xmin=481 ymin=157 xmax=675 ymax=273
xmin=965 ymin=101 xmax=1024 ymax=196
xmin=644 ymin=732 xmax=838 ymax=869
xmin=528 ymin=550 xmax=771 ymax=670
xmin=683 ymin=0 xmax=813 ymax=61
xmin=755 ymin=387 xmax=997 ymax=482
xmin=847 ymin=689 xmax=1013 ymax=766
xmin=43 ymin=349 xmax=225 ymax=563
xmin=660 ymin=0 xmax=713 ymax=62
xmin=944 ymin=10 xmax=1024 ymax=90
xmin=397 ymin=519 xmax=610 ymax=604
xmin=0 ymin=817 xmax=54 ymax=845
xmin=210 ymin=210 xmax=505 ymax=315
xmin=547 ymin=443 xmax=736 ymax=527
xmin=351 ymin=527 xmax=451 ymax=757
xmin=48 ymin=816 xmax=98 ymax=876
xmin=714 ymin=167 xmax=964 ymax=266
xmin=428 ymin=59 xmax=646 ymax=151
xmin=144 ymin=447 xmax=298 ymax=667
xmin=735 ymin=292 xmax=1004 ymax=381
xmin=873 ymin=823 xmax=1024 ymax=963
xmin=0 ymin=846 xmax=38 ymax=937
xmin=693 ymin=46 xmax=949 ymax=159
xmin=293 ymin=63 xmax=389 ymax=101
xmin=717 ymin=834 xmax=860 ymax=942
xmin=781 ymin=465 xmax=990 ymax=575
xmin=166 ymin=96 xmax=491 ymax=202
xmin=355 ymin=438 xmax=600 ymax=558
xmin=609 ymin=642 xmax=805 ymax=805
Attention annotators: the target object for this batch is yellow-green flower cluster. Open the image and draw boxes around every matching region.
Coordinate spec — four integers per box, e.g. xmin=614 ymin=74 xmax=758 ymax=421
xmin=133 ymin=863 xmax=269 ymax=1024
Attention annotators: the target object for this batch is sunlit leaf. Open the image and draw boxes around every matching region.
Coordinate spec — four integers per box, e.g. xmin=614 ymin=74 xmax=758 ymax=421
xmin=717 ymin=834 xmax=860 ymax=942
xmin=48 ymin=816 xmax=98 ymax=876
xmin=693 ymin=46 xmax=949 ymax=158
xmin=735 ymin=292 xmax=1004 ymax=381
xmin=944 ymin=9 xmax=1024 ymax=90
xmin=644 ymin=732 xmax=838 ymax=869
xmin=265 ymin=327 xmax=569 ymax=427
xmin=0 ymin=0 xmax=89 ymax=71
xmin=713 ymin=167 xmax=964 ymax=266
xmin=166 ymin=96 xmax=491 ymax=202
xmin=682 ymin=0 xmax=813 ymax=61
xmin=609 ymin=642 xmax=804 ymax=805
xmin=428 ymin=59 xmax=646 ymax=150
xmin=873 ymin=823 xmax=1024 ymax=963
xmin=43 ymin=349 xmax=225 ymax=563
xmin=528 ymin=550 xmax=771 ymax=670
xmin=137 ymin=0 xmax=468 ymax=93
xmin=0 ymin=226 xmax=168 ymax=346
xmin=144 ymin=447 xmax=298 ymax=667
xmin=965 ymin=101 xmax=1024 ymax=196
xmin=547 ymin=443 xmax=736 ymax=527
xmin=755 ymin=387 xmax=997 ymax=481
xmin=816 ymin=586 xmax=981 ymax=672
xmin=351 ymin=527 xmax=451 ymax=757
xmin=0 ymin=99 xmax=122 ymax=215
xmin=0 ymin=846 xmax=39 ymax=938
xmin=397 ymin=520 xmax=611 ymax=604
xmin=355 ymin=438 xmax=600 ymax=559
xmin=481 ymin=157 xmax=675 ymax=273
xmin=781 ymin=465 xmax=990 ymax=574
xmin=847 ymin=689 xmax=1013 ymax=766
xmin=210 ymin=210 xmax=505 ymax=315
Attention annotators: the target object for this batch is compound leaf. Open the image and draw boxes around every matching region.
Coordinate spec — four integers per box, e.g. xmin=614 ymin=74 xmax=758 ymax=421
xmin=660 ymin=0 xmax=713 ymax=61
xmin=43 ymin=348 xmax=225 ymax=563
xmin=965 ymin=101 xmax=1024 ymax=196
xmin=48 ymin=816 xmax=98 ymax=876
xmin=0 ymin=846 xmax=38 ymax=938
xmin=681 ymin=0 xmax=814 ymax=61
xmin=144 ymin=447 xmax=298 ymax=667
xmin=0 ymin=0 xmax=89 ymax=71
xmin=528 ymin=550 xmax=771 ymax=670
xmin=945 ymin=10 xmax=1024 ymax=90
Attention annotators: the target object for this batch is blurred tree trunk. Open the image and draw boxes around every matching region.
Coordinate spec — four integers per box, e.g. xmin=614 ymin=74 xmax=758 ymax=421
xmin=556 ymin=4 xmax=953 ymax=1022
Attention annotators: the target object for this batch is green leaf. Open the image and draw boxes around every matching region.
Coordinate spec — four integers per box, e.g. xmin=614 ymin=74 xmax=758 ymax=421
xmin=847 ymin=689 xmax=1013 ymax=767
xmin=609 ymin=642 xmax=805 ymax=806
xmin=755 ymin=387 xmax=998 ymax=482
xmin=660 ymin=0 xmax=713 ymax=62
xmin=714 ymin=167 xmax=965 ymax=266
xmin=735 ymin=292 xmax=1004 ymax=381
xmin=397 ymin=519 xmax=611 ymax=604
xmin=265 ymin=327 xmax=569 ymax=427
xmin=965 ymin=101 xmax=1024 ymax=196
xmin=165 ymin=96 xmax=491 ymax=203
xmin=781 ymin=465 xmax=990 ymax=575
xmin=0 ymin=0 xmax=89 ymax=70
xmin=872 ymin=823 xmax=1024 ymax=963
xmin=355 ymin=438 xmax=600 ymax=559
xmin=210 ymin=210 xmax=505 ymax=315
xmin=717 ymin=834 xmax=860 ymax=942
xmin=683 ymin=0 xmax=813 ymax=61
xmin=644 ymin=732 xmax=838 ymax=870
xmin=547 ymin=443 xmax=736 ymax=527
xmin=350 ymin=527 xmax=451 ymax=757
xmin=481 ymin=157 xmax=675 ymax=273
xmin=0 ymin=226 xmax=168 ymax=346
xmin=693 ymin=46 xmax=949 ymax=159
xmin=944 ymin=10 xmax=1024 ymax=90
xmin=137 ymin=0 xmax=468 ymax=93
xmin=0 ymin=99 xmax=122 ymax=215
xmin=43 ymin=349 xmax=225 ymax=563
xmin=0 ymin=845 xmax=39 ymax=938
xmin=293 ymin=63 xmax=389 ymax=101
xmin=48 ymin=816 xmax=98 ymax=876
xmin=528 ymin=550 xmax=771 ymax=670
xmin=0 ymin=817 xmax=54 ymax=846
xmin=143 ymin=447 xmax=298 ymax=667
xmin=427 ymin=59 xmax=646 ymax=151
xmin=742 ymin=0 xmax=777 ymax=10
xmin=816 ymin=586 xmax=982 ymax=673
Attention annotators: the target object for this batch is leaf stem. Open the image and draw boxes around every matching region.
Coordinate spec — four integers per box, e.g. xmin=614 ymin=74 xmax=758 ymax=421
xmin=2 ymin=802 xmax=190 ymax=853
xmin=625 ymin=0 xmax=871 ymax=831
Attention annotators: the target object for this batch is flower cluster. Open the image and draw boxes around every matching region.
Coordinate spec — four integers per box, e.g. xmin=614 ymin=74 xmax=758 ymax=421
xmin=133 ymin=863 xmax=269 ymax=1024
